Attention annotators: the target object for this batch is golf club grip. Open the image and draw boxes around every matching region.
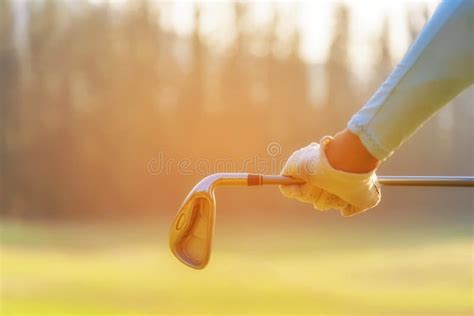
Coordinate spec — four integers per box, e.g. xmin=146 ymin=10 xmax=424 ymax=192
xmin=257 ymin=175 xmax=474 ymax=187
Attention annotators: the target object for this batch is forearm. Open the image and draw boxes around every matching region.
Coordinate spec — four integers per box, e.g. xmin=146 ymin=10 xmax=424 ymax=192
xmin=348 ymin=0 xmax=474 ymax=161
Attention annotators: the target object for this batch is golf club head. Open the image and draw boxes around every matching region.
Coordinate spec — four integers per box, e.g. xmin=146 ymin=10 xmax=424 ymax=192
xmin=169 ymin=176 xmax=217 ymax=269
xmin=169 ymin=173 xmax=303 ymax=269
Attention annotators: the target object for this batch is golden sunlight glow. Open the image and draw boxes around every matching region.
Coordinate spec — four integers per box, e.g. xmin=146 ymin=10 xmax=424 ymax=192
xmin=15 ymin=0 xmax=438 ymax=75
xmin=160 ymin=1 xmax=439 ymax=71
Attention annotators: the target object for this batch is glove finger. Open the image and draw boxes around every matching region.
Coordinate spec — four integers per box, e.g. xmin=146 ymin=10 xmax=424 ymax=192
xmin=341 ymin=204 xmax=367 ymax=217
xmin=341 ymin=180 xmax=381 ymax=217
xmin=279 ymin=184 xmax=303 ymax=199
xmin=301 ymin=185 xmax=323 ymax=203
xmin=293 ymin=184 xmax=325 ymax=204
xmin=280 ymin=183 xmax=323 ymax=204
xmin=313 ymin=191 xmax=348 ymax=212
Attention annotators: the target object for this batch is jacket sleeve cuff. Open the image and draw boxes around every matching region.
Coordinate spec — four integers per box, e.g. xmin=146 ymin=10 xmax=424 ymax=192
xmin=347 ymin=119 xmax=393 ymax=161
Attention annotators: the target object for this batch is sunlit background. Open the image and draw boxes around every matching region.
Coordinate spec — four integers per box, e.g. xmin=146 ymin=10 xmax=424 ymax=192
xmin=1 ymin=1 xmax=472 ymax=315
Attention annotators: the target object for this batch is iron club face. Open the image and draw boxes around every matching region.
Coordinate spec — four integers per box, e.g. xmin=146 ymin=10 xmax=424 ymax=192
xmin=169 ymin=175 xmax=219 ymax=269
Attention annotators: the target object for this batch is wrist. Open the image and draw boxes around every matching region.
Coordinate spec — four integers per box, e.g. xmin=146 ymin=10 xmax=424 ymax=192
xmin=325 ymin=129 xmax=380 ymax=173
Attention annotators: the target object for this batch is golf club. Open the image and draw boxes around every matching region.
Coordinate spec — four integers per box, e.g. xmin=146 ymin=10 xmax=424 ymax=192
xmin=169 ymin=173 xmax=474 ymax=269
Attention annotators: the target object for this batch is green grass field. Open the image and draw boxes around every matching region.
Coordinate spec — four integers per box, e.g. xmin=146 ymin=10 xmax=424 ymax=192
xmin=0 ymin=219 xmax=472 ymax=316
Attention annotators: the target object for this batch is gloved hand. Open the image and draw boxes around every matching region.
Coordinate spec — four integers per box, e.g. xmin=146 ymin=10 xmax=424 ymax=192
xmin=280 ymin=136 xmax=381 ymax=216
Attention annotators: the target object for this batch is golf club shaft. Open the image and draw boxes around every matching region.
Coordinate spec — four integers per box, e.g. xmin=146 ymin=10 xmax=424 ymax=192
xmin=260 ymin=175 xmax=474 ymax=187
xmin=378 ymin=176 xmax=474 ymax=187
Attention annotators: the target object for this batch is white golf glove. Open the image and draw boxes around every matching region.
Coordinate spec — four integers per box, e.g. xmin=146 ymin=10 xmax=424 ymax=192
xmin=280 ymin=136 xmax=381 ymax=216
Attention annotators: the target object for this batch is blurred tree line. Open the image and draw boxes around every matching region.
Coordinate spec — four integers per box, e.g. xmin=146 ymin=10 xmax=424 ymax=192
xmin=1 ymin=1 xmax=472 ymax=220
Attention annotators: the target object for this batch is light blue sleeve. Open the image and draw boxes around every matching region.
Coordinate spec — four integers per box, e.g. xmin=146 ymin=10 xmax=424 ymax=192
xmin=348 ymin=0 xmax=474 ymax=161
